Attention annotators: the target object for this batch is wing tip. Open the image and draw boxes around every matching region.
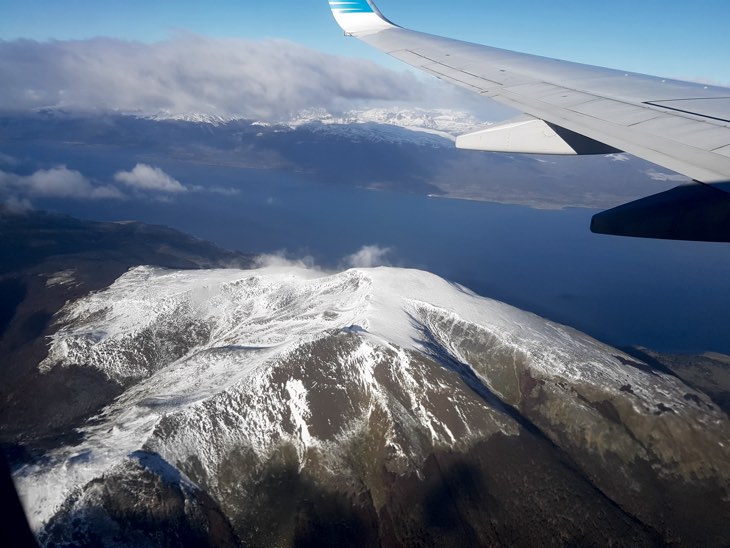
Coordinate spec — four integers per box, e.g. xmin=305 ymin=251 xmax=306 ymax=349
xmin=328 ymin=0 xmax=395 ymax=35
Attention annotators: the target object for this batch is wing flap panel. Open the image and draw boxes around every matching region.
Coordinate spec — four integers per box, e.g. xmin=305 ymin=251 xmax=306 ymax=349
xmin=420 ymin=63 xmax=503 ymax=91
xmin=570 ymin=99 xmax=662 ymax=126
xmin=455 ymin=116 xmax=619 ymax=155
xmin=631 ymin=116 xmax=730 ymax=150
xmin=715 ymin=145 xmax=730 ymax=157
xmin=390 ymin=49 xmax=431 ymax=67
xmin=528 ymin=89 xmax=599 ymax=108
xmin=482 ymin=91 xmax=730 ymax=182
xmin=456 ymin=116 xmax=577 ymax=154
xmin=647 ymin=98 xmax=730 ymax=123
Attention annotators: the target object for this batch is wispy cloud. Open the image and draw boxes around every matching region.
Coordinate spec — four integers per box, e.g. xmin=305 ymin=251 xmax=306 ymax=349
xmin=0 ymin=166 xmax=122 ymax=200
xmin=644 ymin=169 xmax=689 ymax=182
xmin=189 ymin=185 xmax=240 ymax=196
xmin=1 ymin=196 xmax=33 ymax=214
xmin=0 ymin=153 xmax=19 ymax=167
xmin=114 ymin=164 xmax=187 ymax=193
xmin=342 ymin=245 xmax=392 ymax=268
xmin=253 ymin=251 xmax=318 ymax=270
xmin=0 ymin=35 xmax=429 ymax=120
xmin=606 ymin=153 xmax=630 ymax=162
xmin=252 ymin=246 xmax=395 ymax=272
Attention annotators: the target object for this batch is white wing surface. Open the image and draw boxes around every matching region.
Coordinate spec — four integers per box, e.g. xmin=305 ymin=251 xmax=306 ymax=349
xmin=328 ymin=0 xmax=730 ymax=241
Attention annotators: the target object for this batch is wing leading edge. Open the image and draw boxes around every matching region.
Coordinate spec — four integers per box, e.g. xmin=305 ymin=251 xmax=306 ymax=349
xmin=327 ymin=0 xmax=730 ymax=242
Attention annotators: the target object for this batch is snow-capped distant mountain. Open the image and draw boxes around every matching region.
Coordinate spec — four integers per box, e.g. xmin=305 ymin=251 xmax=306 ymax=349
xmin=145 ymin=107 xmax=489 ymax=145
xmin=145 ymin=111 xmax=245 ymax=126
xmin=287 ymin=107 xmax=487 ymax=140
xmin=16 ymin=264 xmax=730 ymax=546
xmin=280 ymin=107 xmax=490 ymax=147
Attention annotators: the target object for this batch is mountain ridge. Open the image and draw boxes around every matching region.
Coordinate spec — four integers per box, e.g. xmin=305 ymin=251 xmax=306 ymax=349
xmin=13 ymin=263 xmax=729 ymax=545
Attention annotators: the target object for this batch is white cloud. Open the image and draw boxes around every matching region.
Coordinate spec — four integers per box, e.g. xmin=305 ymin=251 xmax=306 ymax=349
xmin=0 ymin=166 xmax=123 ymax=200
xmin=253 ymin=251 xmax=318 ymax=270
xmin=252 ymin=246 xmax=394 ymax=272
xmin=189 ymin=184 xmax=240 ymax=196
xmin=114 ymin=164 xmax=187 ymax=193
xmin=0 ymin=36 xmax=432 ymax=121
xmin=606 ymin=153 xmax=630 ymax=162
xmin=1 ymin=196 xmax=33 ymax=214
xmin=343 ymin=245 xmax=392 ymax=268
xmin=22 ymin=167 xmax=91 ymax=196
xmin=0 ymin=153 xmax=18 ymax=167
xmin=644 ymin=169 xmax=689 ymax=182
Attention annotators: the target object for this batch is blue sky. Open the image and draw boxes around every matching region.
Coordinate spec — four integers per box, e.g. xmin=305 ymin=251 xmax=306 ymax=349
xmin=1 ymin=0 xmax=728 ymax=84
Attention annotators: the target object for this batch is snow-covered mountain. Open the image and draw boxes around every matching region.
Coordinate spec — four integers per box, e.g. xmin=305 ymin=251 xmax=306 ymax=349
xmin=145 ymin=107 xmax=488 ymax=145
xmin=15 ymin=264 xmax=730 ymax=546
xmin=145 ymin=112 xmax=243 ymax=126
xmin=286 ymin=107 xmax=487 ymax=140
xmin=280 ymin=107 xmax=488 ymax=147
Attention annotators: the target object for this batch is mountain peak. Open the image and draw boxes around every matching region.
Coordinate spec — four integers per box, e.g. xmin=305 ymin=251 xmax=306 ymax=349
xmin=19 ymin=264 xmax=730 ymax=544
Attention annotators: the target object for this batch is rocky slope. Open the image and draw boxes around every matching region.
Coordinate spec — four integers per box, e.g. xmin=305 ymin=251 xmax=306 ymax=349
xmin=0 ymin=210 xmax=252 ymax=459
xmin=10 ymin=264 xmax=729 ymax=546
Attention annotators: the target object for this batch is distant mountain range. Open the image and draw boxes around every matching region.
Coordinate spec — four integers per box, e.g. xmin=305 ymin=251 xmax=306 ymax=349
xmin=1 ymin=210 xmax=728 ymax=546
xmin=0 ymin=108 xmax=686 ymax=210
xmin=146 ymin=107 xmax=486 ymax=141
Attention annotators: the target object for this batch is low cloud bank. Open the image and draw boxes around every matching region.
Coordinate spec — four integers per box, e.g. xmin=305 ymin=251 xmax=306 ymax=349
xmin=0 ymin=166 xmax=122 ymax=201
xmin=0 ymin=35 xmax=426 ymax=120
xmin=0 ymin=163 xmax=235 ymax=208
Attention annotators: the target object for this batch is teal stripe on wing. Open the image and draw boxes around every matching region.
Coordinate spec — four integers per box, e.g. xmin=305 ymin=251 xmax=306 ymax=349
xmin=329 ymin=0 xmax=374 ymax=13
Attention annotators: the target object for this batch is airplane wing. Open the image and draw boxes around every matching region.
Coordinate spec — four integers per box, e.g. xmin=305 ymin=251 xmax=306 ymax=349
xmin=328 ymin=0 xmax=730 ymax=242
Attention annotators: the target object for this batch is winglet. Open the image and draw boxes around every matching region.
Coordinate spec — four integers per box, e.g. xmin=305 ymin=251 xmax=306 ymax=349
xmin=328 ymin=0 xmax=396 ymax=36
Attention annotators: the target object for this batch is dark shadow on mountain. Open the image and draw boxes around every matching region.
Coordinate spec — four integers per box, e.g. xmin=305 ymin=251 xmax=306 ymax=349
xmin=12 ymin=312 xmax=52 ymax=352
xmin=292 ymin=490 xmax=379 ymax=548
xmin=623 ymin=348 xmax=730 ymax=416
xmin=422 ymin=458 xmax=484 ymax=541
xmin=407 ymin=312 xmax=546 ymax=440
xmin=40 ymin=450 xmax=240 ymax=548
xmin=0 ymin=363 xmax=123 ymax=464
xmin=404 ymin=314 xmax=678 ymax=543
xmin=616 ymin=347 xmax=679 ymax=378
xmin=0 ymin=452 xmax=37 ymax=547
xmin=0 ymin=278 xmax=26 ymax=339
xmin=208 ymin=444 xmax=379 ymax=548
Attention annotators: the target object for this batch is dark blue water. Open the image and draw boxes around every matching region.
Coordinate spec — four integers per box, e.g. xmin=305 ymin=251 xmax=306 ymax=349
xmin=33 ymin=160 xmax=730 ymax=355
